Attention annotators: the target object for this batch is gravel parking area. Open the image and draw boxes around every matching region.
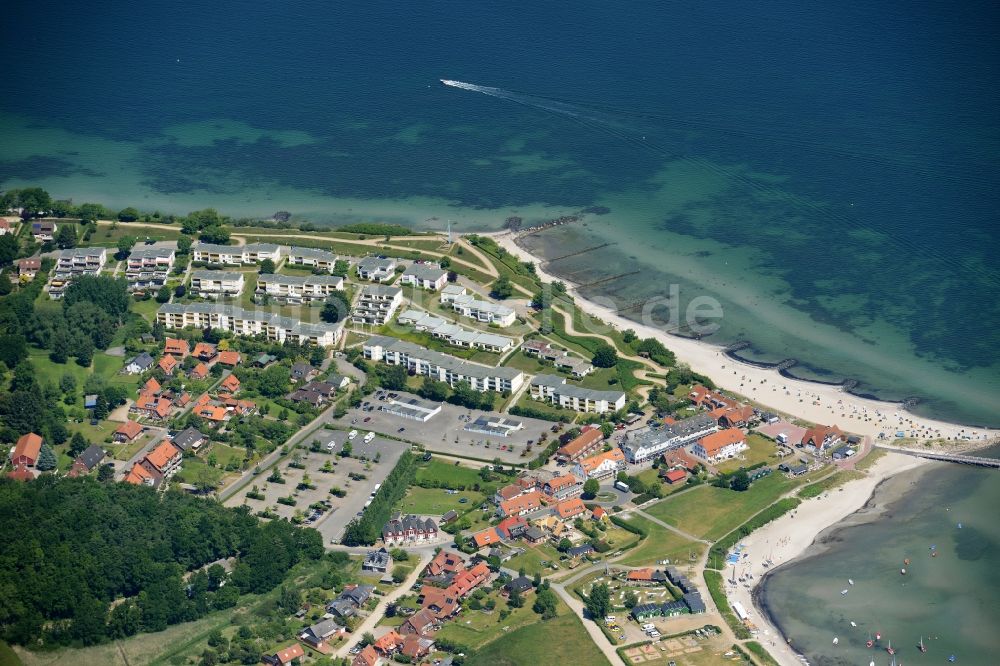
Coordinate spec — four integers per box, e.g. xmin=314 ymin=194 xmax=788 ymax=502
xmin=226 ymin=430 xmax=405 ymax=543
xmin=342 ymin=391 xmax=564 ymax=464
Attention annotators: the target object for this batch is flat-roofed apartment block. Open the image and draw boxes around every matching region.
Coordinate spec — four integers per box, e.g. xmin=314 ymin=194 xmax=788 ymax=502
xmin=620 ymin=412 xmax=718 ymax=463
xmin=192 ymin=242 xmax=281 ymax=265
xmin=364 ymin=335 xmax=524 ymax=393
xmin=439 ymin=284 xmax=516 ymax=327
xmin=190 ymin=270 xmax=245 ymax=297
xmin=256 ymin=273 xmax=344 ymax=304
xmin=287 ymin=246 xmax=338 ymax=272
xmin=356 ymin=256 xmax=397 ymax=282
xmin=397 ymin=309 xmax=514 ymax=353
xmin=126 ymin=247 xmax=175 ymax=290
xmin=399 ymin=264 xmax=448 ymax=290
xmin=351 ymin=284 xmax=402 ymax=326
xmin=157 ymin=303 xmax=343 ymax=346
xmin=49 ymin=247 xmax=108 ymax=298
xmin=529 ymin=374 xmax=626 ymax=414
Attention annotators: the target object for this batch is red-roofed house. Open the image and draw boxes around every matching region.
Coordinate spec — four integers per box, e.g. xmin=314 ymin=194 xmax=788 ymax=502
xmin=10 ymin=433 xmax=43 ymax=467
xmin=543 ymin=473 xmax=582 ymax=500
xmin=195 ymin=405 xmax=228 ymax=422
xmin=158 ymin=355 xmax=178 ymax=375
xmin=472 ymin=527 xmax=502 ymax=549
xmin=399 ymin=609 xmax=436 ymax=636
xmin=263 ymin=643 xmax=305 ymax=666
xmin=497 ymin=490 xmax=548 ymax=518
xmin=718 ymin=405 xmax=755 ymax=428
xmin=419 ymin=585 xmax=460 ymax=619
xmin=447 ymin=562 xmax=491 ymax=598
xmin=216 ymin=350 xmax=241 ymax=366
xmin=163 ymin=338 xmax=190 ymax=357
xmin=688 ymin=384 xmax=737 ymax=410
xmin=493 ymin=482 xmax=526 ymax=505
xmin=626 ymin=568 xmax=656 ymax=584
xmin=693 ymin=429 xmax=748 ymax=462
xmin=192 ymin=342 xmax=217 ymax=360
xmin=219 ymin=374 xmax=240 ymax=394
xmin=132 ymin=393 xmax=172 ymax=420
xmin=373 ymin=630 xmax=403 ymax=656
xmin=142 ymin=378 xmax=161 ymax=395
xmin=114 ymin=420 xmax=144 ymax=443
xmin=802 ymin=425 xmax=845 ymax=453
xmin=400 ymin=634 xmax=435 ymax=660
xmin=18 ymin=258 xmax=40 ymax=280
xmin=125 ymin=463 xmax=159 ymax=487
xmin=591 ymin=506 xmax=608 ymax=522
xmin=426 ymin=550 xmax=464 ymax=577
xmin=352 ymin=645 xmax=379 ymax=666
xmin=145 ymin=441 xmax=182 ymax=476
xmin=496 ymin=515 xmax=529 ymax=539
xmin=556 ymin=428 xmax=604 ymax=462
xmin=554 ymin=497 xmax=587 ymax=521
xmin=190 ymin=362 xmax=209 ymax=380
xmin=661 ymin=468 xmax=688 ymax=484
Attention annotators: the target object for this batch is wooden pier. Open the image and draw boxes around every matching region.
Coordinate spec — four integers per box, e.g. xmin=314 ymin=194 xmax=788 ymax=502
xmin=877 ymin=446 xmax=1000 ymax=468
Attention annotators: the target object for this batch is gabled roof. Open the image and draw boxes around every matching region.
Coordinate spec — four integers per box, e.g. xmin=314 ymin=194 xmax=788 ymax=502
xmin=270 ymin=643 xmax=304 ymax=664
xmin=545 ymin=473 xmax=579 ymax=492
xmin=128 ymin=352 xmax=155 ymax=369
xmin=125 ymin=463 xmax=154 ymax=485
xmin=158 ymin=355 xmax=177 ymax=373
xmin=215 ymin=350 xmax=241 ymax=366
xmin=143 ymin=378 xmax=161 ymax=394
xmin=163 ymin=338 xmax=190 ymax=355
xmin=13 ymin=432 xmax=43 ymax=462
xmin=172 ymin=427 xmax=205 ymax=450
xmin=146 ymin=441 xmax=181 ymax=471
xmin=557 ymin=429 xmax=604 ymax=458
xmin=472 ymin=528 xmax=502 ymax=548
xmin=579 ymin=448 xmax=625 ymax=474
xmin=697 ymin=428 xmax=746 ymax=456
xmin=192 ymin=342 xmax=217 ymax=358
xmin=76 ymin=445 xmax=105 ymax=471
xmin=554 ymin=498 xmax=586 ymax=519
xmin=7 ymin=464 xmax=34 ymax=481
xmin=115 ymin=420 xmax=143 ymax=440
xmin=219 ymin=374 xmax=240 ymax=393
xmin=190 ymin=362 xmax=209 ymax=379
xmin=499 ymin=490 xmax=547 ymax=516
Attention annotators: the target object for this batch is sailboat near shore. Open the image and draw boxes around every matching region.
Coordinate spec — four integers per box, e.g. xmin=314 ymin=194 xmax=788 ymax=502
xmin=919 ymin=635 xmax=927 ymax=652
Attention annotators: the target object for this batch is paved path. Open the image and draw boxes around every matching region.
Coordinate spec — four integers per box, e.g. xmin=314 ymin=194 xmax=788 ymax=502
xmin=633 ymin=509 xmax=710 ymax=544
xmin=333 ymin=550 xmax=433 ymax=658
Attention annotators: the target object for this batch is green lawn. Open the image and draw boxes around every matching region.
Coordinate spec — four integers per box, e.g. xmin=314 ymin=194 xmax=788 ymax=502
xmin=130 ymin=297 xmax=162 ymax=322
xmin=414 ymin=457 xmax=493 ymax=490
xmin=644 ymin=472 xmax=803 ymax=541
xmin=376 ymin=323 xmax=501 ymax=364
xmin=715 ymin=432 xmax=780 ymax=474
xmin=394 ymin=486 xmax=483 ymax=516
xmin=465 ymin=596 xmax=610 ymax=666
xmin=84 ymin=224 xmax=184 ymax=247
xmin=502 ymin=350 xmax=552 ymax=374
xmin=511 ymin=394 xmax=578 ymax=422
xmin=436 ymin=593 xmax=537 ymax=649
xmin=616 ymin=515 xmax=705 ymax=567
xmin=505 ymin=544 xmax=565 ymax=577
xmin=0 ymin=642 xmax=21 ymax=666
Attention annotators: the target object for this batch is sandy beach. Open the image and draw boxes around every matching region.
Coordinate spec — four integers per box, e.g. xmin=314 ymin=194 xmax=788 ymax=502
xmin=492 ymin=230 xmax=995 ymax=445
xmin=728 ymin=452 xmax=930 ymax=666
xmin=492 ymin=229 xmax=997 ymax=663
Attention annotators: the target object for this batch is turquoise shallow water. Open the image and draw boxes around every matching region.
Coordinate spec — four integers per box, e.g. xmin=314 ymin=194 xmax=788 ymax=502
xmin=1 ymin=0 xmax=998 ymax=426
xmin=758 ymin=448 xmax=1000 ymax=665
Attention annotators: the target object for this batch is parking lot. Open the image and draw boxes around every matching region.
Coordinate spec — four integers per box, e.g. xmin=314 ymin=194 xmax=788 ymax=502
xmin=225 ymin=430 xmax=405 ymax=543
xmin=342 ymin=391 xmax=562 ymax=464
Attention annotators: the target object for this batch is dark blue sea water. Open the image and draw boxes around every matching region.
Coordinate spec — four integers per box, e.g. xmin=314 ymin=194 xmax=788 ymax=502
xmin=2 ymin=0 xmax=999 ymax=426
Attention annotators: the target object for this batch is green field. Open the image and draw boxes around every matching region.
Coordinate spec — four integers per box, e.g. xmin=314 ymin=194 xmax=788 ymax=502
xmin=505 ymin=544 xmax=565 ymax=577
xmin=84 ymin=224 xmax=184 ymax=247
xmin=616 ymin=515 xmax=705 ymax=567
xmin=413 ymin=458 xmax=493 ymax=490
xmin=464 ymin=597 xmax=611 ymax=666
xmin=644 ymin=472 xmax=803 ymax=541
xmin=715 ymin=433 xmax=780 ymax=474
xmin=394 ymin=486 xmax=483 ymax=516
xmin=130 ymin=297 xmax=163 ymax=322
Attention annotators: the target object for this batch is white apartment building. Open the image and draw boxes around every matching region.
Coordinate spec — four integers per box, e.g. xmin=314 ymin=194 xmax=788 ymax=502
xmin=49 ymin=247 xmax=108 ymax=298
xmin=190 ymin=270 xmax=245 ymax=297
xmin=400 ymin=264 xmax=448 ymax=290
xmin=529 ymin=374 xmax=626 ymax=414
xmin=356 ymin=256 xmax=397 ymax=282
xmin=439 ymin=285 xmax=516 ymax=327
xmin=126 ymin=247 xmax=175 ymax=290
xmin=287 ymin=246 xmax=339 ymax=273
xmin=157 ymin=303 xmax=343 ymax=347
xmin=192 ymin=242 xmax=281 ymax=265
xmin=256 ymin=273 xmax=344 ymax=303
xmin=619 ymin=413 xmax=718 ymax=464
xmin=351 ymin=284 xmax=403 ymax=326
xmin=397 ymin=309 xmax=514 ymax=353
xmin=363 ymin=336 xmax=524 ymax=393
